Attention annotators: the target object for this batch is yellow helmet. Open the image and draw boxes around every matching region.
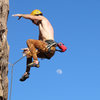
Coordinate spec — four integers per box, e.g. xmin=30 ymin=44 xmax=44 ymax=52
xmin=31 ymin=9 xmax=43 ymax=16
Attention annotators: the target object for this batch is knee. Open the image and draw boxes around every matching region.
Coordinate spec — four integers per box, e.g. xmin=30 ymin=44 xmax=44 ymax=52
xmin=26 ymin=39 xmax=36 ymax=46
xmin=26 ymin=39 xmax=32 ymax=45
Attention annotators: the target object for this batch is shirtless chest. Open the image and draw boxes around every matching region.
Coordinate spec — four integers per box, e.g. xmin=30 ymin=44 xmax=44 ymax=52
xmin=38 ymin=19 xmax=54 ymax=41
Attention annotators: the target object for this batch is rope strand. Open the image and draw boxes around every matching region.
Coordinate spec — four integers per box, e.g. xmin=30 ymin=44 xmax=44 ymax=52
xmin=9 ymin=55 xmax=26 ymax=100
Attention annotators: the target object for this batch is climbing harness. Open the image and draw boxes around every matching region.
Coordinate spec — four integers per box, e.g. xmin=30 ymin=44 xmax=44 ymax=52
xmin=45 ymin=40 xmax=67 ymax=53
xmin=45 ymin=40 xmax=57 ymax=51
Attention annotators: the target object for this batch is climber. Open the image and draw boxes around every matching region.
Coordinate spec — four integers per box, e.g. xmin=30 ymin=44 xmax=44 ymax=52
xmin=12 ymin=9 xmax=57 ymax=81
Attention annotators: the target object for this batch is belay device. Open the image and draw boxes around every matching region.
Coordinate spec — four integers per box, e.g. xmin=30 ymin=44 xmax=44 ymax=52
xmin=57 ymin=42 xmax=67 ymax=52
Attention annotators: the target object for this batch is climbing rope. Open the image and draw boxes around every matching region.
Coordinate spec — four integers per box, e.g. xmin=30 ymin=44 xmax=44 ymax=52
xmin=9 ymin=55 xmax=26 ymax=100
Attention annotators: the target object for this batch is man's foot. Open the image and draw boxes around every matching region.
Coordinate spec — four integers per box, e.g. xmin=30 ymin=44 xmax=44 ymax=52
xmin=27 ymin=61 xmax=40 ymax=68
xmin=20 ymin=72 xmax=30 ymax=82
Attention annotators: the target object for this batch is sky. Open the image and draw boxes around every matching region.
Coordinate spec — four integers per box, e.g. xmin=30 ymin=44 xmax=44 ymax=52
xmin=7 ymin=0 xmax=100 ymax=100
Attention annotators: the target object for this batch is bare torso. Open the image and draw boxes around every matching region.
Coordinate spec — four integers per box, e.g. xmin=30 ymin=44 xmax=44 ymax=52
xmin=38 ymin=17 xmax=54 ymax=41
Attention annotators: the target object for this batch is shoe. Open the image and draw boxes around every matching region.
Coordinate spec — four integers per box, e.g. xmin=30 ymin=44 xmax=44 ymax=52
xmin=20 ymin=73 xmax=30 ymax=82
xmin=27 ymin=61 xmax=40 ymax=68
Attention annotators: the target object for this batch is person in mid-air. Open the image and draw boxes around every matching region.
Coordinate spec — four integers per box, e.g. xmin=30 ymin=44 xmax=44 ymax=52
xmin=13 ymin=9 xmax=57 ymax=81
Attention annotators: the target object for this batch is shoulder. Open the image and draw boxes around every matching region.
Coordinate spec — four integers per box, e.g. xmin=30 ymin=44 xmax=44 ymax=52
xmin=38 ymin=16 xmax=46 ymax=20
xmin=32 ymin=15 xmax=46 ymax=21
xmin=40 ymin=16 xmax=49 ymax=22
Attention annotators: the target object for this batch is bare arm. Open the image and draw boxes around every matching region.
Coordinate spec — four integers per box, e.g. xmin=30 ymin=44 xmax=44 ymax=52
xmin=12 ymin=14 xmax=44 ymax=20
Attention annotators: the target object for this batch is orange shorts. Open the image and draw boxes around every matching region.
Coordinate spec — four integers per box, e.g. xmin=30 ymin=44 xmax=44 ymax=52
xmin=25 ymin=39 xmax=56 ymax=60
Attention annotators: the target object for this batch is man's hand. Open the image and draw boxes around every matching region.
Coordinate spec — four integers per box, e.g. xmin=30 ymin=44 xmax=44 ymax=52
xmin=12 ymin=14 xmax=23 ymax=20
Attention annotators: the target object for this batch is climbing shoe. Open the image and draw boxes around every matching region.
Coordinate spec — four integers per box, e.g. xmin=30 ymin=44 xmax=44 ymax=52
xmin=27 ymin=61 xmax=40 ymax=68
xmin=20 ymin=73 xmax=30 ymax=82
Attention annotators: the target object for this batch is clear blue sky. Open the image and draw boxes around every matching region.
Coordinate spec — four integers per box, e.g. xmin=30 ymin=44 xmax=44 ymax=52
xmin=7 ymin=0 xmax=100 ymax=100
